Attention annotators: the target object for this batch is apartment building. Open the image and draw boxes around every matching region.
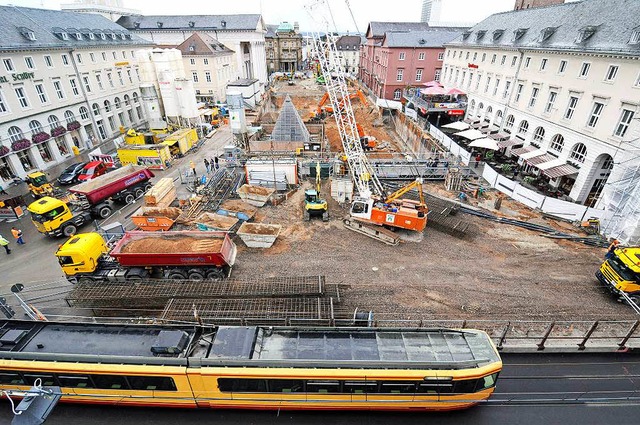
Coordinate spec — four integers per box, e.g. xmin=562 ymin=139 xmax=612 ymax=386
xmin=441 ymin=0 xmax=640 ymax=210
xmin=0 ymin=6 xmax=151 ymax=180
xmin=265 ymin=22 xmax=303 ymax=73
xmin=335 ymin=35 xmax=364 ymax=76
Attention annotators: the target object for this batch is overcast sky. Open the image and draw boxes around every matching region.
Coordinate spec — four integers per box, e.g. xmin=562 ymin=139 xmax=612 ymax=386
xmin=2 ymin=0 xmax=522 ymax=31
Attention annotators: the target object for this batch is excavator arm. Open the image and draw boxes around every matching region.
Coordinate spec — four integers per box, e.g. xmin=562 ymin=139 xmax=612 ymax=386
xmin=385 ymin=179 xmax=425 ymax=205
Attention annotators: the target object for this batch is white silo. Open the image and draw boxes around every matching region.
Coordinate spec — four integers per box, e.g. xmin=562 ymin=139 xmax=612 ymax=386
xmin=140 ymin=84 xmax=166 ymax=129
xmin=174 ymin=78 xmax=199 ymax=119
xmin=226 ymin=90 xmax=247 ymax=135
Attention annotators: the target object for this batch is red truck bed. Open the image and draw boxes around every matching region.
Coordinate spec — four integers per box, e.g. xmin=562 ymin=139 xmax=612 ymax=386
xmin=70 ymin=165 xmax=154 ymax=204
xmin=109 ymin=231 xmax=237 ymax=268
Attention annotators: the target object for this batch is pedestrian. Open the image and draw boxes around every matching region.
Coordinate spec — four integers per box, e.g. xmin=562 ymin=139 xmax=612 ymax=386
xmin=605 ymin=239 xmax=620 ymax=260
xmin=204 ymin=158 xmax=210 ymax=173
xmin=11 ymin=227 xmax=24 ymax=245
xmin=0 ymin=234 xmax=11 ymax=254
xmin=475 ymin=153 xmax=482 ymax=169
xmin=189 ymin=160 xmax=196 ymax=177
xmin=0 ymin=185 xmax=6 ymax=195
xmin=513 ymin=167 xmax=520 ymax=179
xmin=214 ymin=156 xmax=219 ymax=170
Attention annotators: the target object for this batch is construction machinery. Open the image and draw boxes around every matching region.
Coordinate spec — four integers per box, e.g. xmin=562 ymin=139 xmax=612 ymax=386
xmin=596 ymin=246 xmax=640 ymax=305
xmin=309 ymin=5 xmax=427 ymax=245
xmin=26 ymin=171 xmax=58 ymax=199
xmin=57 ymin=230 xmax=237 ymax=283
xmin=304 ymin=162 xmax=329 ymax=221
xmin=27 ymin=165 xmax=154 ymax=237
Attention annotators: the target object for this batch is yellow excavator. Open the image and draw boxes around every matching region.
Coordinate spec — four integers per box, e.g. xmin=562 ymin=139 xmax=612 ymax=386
xmin=303 ymin=162 xmax=329 ymax=221
xmin=26 ymin=171 xmax=58 ymax=199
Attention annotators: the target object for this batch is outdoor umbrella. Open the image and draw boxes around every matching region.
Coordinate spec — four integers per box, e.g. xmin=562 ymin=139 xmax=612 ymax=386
xmin=446 ymin=88 xmax=466 ymax=95
xmin=423 ymin=80 xmax=443 ymax=87
xmin=442 ymin=121 xmax=470 ymax=131
xmin=453 ymin=128 xmax=485 ymax=140
xmin=468 ymin=138 xmax=500 ymax=150
xmin=420 ymin=86 xmax=448 ymax=95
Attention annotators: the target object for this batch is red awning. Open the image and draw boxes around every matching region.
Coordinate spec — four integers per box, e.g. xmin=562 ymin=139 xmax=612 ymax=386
xmin=526 ymin=153 xmax=557 ymax=166
xmin=543 ymin=164 xmax=579 ymax=179
xmin=511 ymin=146 xmax=536 ymax=157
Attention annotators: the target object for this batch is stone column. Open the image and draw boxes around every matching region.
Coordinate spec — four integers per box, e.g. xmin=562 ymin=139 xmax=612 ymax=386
xmin=6 ymin=153 xmax=27 ymax=178
xmin=48 ymin=138 xmax=64 ymax=162
xmin=28 ymin=145 xmax=46 ymax=170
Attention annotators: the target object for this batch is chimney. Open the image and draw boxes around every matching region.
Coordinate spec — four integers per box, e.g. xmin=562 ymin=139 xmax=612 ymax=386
xmin=294 ymin=21 xmax=299 ymax=32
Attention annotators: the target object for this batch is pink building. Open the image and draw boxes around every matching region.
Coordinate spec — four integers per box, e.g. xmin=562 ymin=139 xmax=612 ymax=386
xmin=360 ymin=23 xmax=464 ymax=100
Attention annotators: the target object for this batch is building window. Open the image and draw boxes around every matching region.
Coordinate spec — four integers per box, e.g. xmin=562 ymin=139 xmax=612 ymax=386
xmin=204 ymin=58 xmax=209 ymax=65
xmin=415 ymin=69 xmax=423 ymax=82
xmin=540 ymin=58 xmax=548 ymax=71
xmin=92 ymin=103 xmax=100 ymax=116
xmin=517 ymin=120 xmax=529 ymax=137
xmin=635 ymin=72 xmax=640 ymax=87
xmin=190 ymin=58 xmax=195 ymax=65
xmin=127 ymin=70 xmax=132 ymax=83
xmin=570 ymin=143 xmax=587 ymax=163
xmin=79 ymin=106 xmax=89 ymax=120
xmin=523 ymin=57 xmax=530 ymax=68
xmin=192 ymin=72 xmax=199 ymax=83
xmin=112 ymin=51 xmax=117 ymax=59
xmin=465 ymin=51 xmax=470 ymax=60
xmin=503 ymin=80 xmax=511 ymax=99
xmin=24 ymin=57 xmax=35 ymax=70
xmin=76 ymin=53 xmax=82 ymax=64
xmin=107 ymin=73 xmax=114 ymax=88
xmin=64 ymin=110 xmax=75 ymax=124
xmin=108 ymin=116 xmax=116 ymax=131
xmin=434 ymin=69 xmax=441 ymax=82
xmin=53 ymin=81 xmax=65 ymax=99
xmin=505 ymin=114 xmax=515 ymax=130
xmin=529 ymin=87 xmax=539 ymax=108
xmin=13 ymin=87 xmax=31 ymax=111
xmin=511 ymin=56 xmax=517 ymax=67
xmin=514 ymin=83 xmax=524 ymax=102
xmin=493 ymin=78 xmax=500 ymax=96
xmin=117 ymin=71 xmax=123 ymax=85
xmin=579 ymin=62 xmax=590 ymax=78
xmin=533 ymin=126 xmax=545 ymax=144
xmin=604 ymin=65 xmax=618 ymax=82
xmin=70 ymin=78 xmax=80 ymax=96
xmin=44 ymin=55 xmax=53 ymax=67
xmin=114 ymin=97 xmax=122 ymax=109
xmin=3 ymin=58 xmax=14 ymax=72
xmin=122 ymin=51 xmax=126 ymax=59
xmin=473 ymin=52 xmax=477 ymax=61
xmin=500 ymin=55 xmax=506 ymax=65
xmin=587 ymin=101 xmax=604 ymax=128
xmin=614 ymin=109 xmax=635 ymax=138
xmin=491 ymin=54 xmax=496 ymax=64
xmin=545 ymin=91 xmax=557 ymax=113
xmin=83 ymin=76 xmax=91 ymax=93
xmin=550 ymin=134 xmax=564 ymax=152
xmin=558 ymin=60 xmax=567 ymax=74
xmin=484 ymin=76 xmax=491 ymax=93
xmin=205 ymin=71 xmax=211 ymax=82
xmin=0 ymin=91 xmax=7 ymax=113
xmin=564 ymin=96 xmax=578 ymax=120
xmin=96 ymin=74 xmax=104 ymax=90
xmin=393 ymin=89 xmax=402 ymax=100
xmin=396 ymin=69 xmax=403 ymax=81
xmin=436 ymin=52 xmax=442 ymax=61
xmin=62 ymin=54 xmax=69 ymax=66
xmin=90 ymin=53 xmax=96 ymax=63
xmin=104 ymin=100 xmax=111 ymax=113
xmin=481 ymin=53 xmax=486 ymax=62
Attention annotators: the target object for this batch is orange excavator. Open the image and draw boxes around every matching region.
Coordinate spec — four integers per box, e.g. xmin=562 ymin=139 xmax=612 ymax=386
xmin=313 ymin=90 xmax=368 ymax=120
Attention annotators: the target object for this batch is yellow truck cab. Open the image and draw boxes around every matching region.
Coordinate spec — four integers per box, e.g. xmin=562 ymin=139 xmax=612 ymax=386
xmin=56 ymin=233 xmax=108 ymax=278
xmin=596 ymin=247 xmax=640 ymax=303
xmin=28 ymin=196 xmax=73 ymax=234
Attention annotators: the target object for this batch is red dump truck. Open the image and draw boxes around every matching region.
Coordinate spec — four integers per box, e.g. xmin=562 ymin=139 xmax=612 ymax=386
xmin=57 ymin=231 xmax=238 ymax=282
xmin=28 ymin=165 xmax=154 ymax=237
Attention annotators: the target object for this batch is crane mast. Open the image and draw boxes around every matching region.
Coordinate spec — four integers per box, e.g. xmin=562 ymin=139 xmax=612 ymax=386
xmin=308 ymin=14 xmax=383 ymax=199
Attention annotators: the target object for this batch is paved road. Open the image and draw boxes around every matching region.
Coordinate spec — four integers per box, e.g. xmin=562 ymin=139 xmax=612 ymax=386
xmin=1 ymin=353 xmax=639 ymax=424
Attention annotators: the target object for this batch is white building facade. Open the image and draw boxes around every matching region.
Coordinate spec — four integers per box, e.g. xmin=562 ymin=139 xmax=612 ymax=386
xmin=441 ymin=0 xmax=640 ymax=211
xmin=335 ymin=35 xmax=364 ymax=76
xmin=117 ymin=15 xmax=268 ymax=90
xmin=0 ymin=6 xmax=151 ymax=180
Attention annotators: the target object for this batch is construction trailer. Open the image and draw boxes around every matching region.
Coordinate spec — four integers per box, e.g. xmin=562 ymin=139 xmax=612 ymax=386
xmin=117 ymin=144 xmax=173 ymax=169
xmin=161 ymin=128 xmax=198 ymax=156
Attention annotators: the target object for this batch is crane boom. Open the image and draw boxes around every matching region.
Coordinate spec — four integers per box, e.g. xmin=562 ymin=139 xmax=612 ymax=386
xmin=308 ymin=7 xmax=383 ymax=199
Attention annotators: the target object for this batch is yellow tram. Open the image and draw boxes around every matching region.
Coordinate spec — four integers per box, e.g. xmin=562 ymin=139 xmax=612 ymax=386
xmin=0 ymin=321 xmax=502 ymax=411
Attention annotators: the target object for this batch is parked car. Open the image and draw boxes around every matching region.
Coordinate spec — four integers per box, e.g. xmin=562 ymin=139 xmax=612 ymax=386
xmin=57 ymin=162 xmax=88 ymax=185
xmin=76 ymin=161 xmax=109 ymax=182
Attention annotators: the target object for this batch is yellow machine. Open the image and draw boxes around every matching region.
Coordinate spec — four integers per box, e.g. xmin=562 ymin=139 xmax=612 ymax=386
xmin=303 ymin=162 xmax=328 ymax=221
xmin=162 ymin=128 xmax=198 ymax=156
xmin=26 ymin=171 xmax=56 ymax=199
xmin=56 ymin=232 xmax=109 ymax=276
xmin=117 ymin=144 xmax=172 ymax=169
xmin=597 ymin=246 xmax=640 ymax=304
xmin=27 ymin=195 xmax=87 ymax=237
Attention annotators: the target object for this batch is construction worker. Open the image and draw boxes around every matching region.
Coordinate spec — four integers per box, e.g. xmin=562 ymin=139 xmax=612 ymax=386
xmin=605 ymin=239 xmax=620 ymax=259
xmin=11 ymin=227 xmax=24 ymax=245
xmin=0 ymin=234 xmax=11 ymax=254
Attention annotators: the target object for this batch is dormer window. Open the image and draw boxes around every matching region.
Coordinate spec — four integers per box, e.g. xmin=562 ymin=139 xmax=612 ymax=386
xmin=462 ymin=31 xmax=471 ymax=40
xmin=189 ymin=21 xmax=195 ymax=28
xmin=100 ymin=33 xmax=106 ymax=40
xmin=475 ymin=30 xmax=487 ymax=41
xmin=61 ymin=32 xmax=69 ymax=40
xmin=576 ymin=26 xmax=597 ymax=43
xmin=157 ymin=22 xmax=163 ymax=28
xmin=18 ymin=27 xmax=37 ymax=41
xmin=538 ymin=27 xmax=556 ymax=42
xmin=89 ymin=33 xmax=95 ymax=40
xmin=189 ymin=44 xmax=195 ymax=52
xmin=492 ymin=29 xmax=504 ymax=41
xmin=629 ymin=27 xmax=640 ymax=44
xmin=110 ymin=33 xmax=116 ymax=40
xmin=513 ymin=28 xmax=528 ymax=41
xmin=75 ymin=33 xmax=82 ymax=40
xmin=221 ymin=20 xmax=227 ymax=28
xmin=134 ymin=22 xmax=141 ymax=29
xmin=120 ymin=33 xmax=126 ymax=40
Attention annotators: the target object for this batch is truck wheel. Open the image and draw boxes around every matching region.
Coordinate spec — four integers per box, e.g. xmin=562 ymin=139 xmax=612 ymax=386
xmin=77 ymin=277 xmax=93 ymax=284
xmin=62 ymin=224 xmax=77 ymax=237
xmin=206 ymin=269 xmax=225 ymax=281
xmin=124 ymin=192 xmax=135 ymax=204
xmin=134 ymin=187 xmax=144 ymax=198
xmin=188 ymin=270 xmax=205 ymax=281
xmin=168 ymin=270 xmax=187 ymax=280
xmin=98 ymin=206 xmax=112 ymax=219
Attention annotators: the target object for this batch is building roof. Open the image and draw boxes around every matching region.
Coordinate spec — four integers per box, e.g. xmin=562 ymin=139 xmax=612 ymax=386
xmin=276 ymin=22 xmax=295 ymax=33
xmin=228 ymin=78 xmax=259 ymax=87
xmin=367 ymin=22 xmax=432 ymax=38
xmin=176 ymin=32 xmax=233 ymax=56
xmin=383 ymin=29 xmax=465 ymax=48
xmin=117 ymin=14 xmax=262 ymax=32
xmin=336 ymin=35 xmax=364 ymax=50
xmin=0 ymin=5 xmax=151 ymax=51
xmin=446 ymin=0 xmax=640 ymax=56
xmin=265 ymin=24 xmax=278 ymax=38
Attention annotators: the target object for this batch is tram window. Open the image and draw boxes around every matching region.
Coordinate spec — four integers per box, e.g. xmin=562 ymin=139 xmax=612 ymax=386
xmin=93 ymin=374 xmax=129 ymax=390
xmin=343 ymin=381 xmax=378 ymax=394
xmin=267 ymin=379 xmax=304 ymax=393
xmin=306 ymin=380 xmax=340 ymax=393
xmin=218 ymin=378 xmax=267 ymax=392
xmin=23 ymin=373 xmax=57 ymax=387
xmin=417 ymin=381 xmax=453 ymax=394
xmin=476 ymin=373 xmax=498 ymax=391
xmin=453 ymin=379 xmax=478 ymax=394
xmin=57 ymin=374 xmax=93 ymax=388
xmin=0 ymin=371 xmax=25 ymax=385
xmin=129 ymin=376 xmax=176 ymax=391
xmin=380 ymin=381 xmax=417 ymax=394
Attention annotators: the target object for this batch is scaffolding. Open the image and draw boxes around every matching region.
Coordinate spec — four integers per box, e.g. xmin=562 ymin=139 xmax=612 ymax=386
xmin=270 ymin=95 xmax=310 ymax=142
